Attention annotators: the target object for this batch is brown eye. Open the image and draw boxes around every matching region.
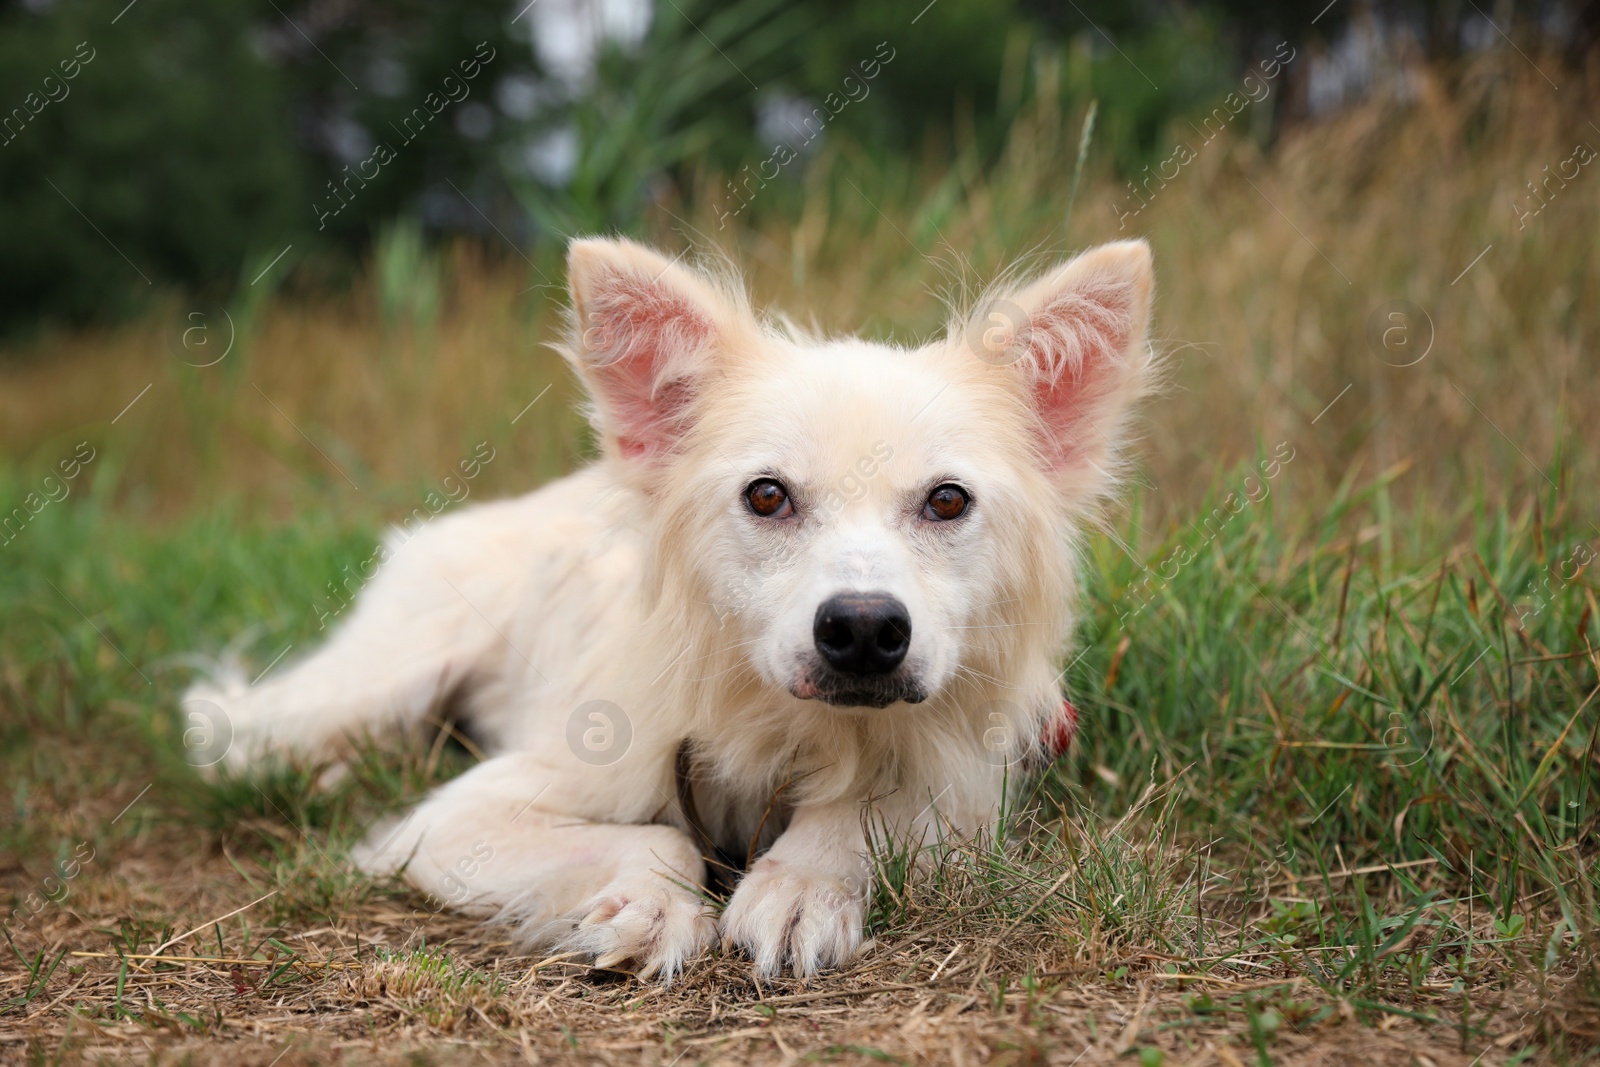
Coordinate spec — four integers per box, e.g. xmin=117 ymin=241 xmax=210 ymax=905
xmin=924 ymin=484 xmax=970 ymax=521
xmin=745 ymin=478 xmax=792 ymax=518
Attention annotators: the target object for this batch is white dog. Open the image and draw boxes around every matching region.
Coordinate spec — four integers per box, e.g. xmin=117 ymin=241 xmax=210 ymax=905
xmin=185 ymin=236 xmax=1155 ymax=981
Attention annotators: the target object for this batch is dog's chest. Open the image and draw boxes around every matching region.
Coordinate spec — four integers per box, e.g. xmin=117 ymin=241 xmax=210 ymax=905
xmin=667 ymin=740 xmax=792 ymax=890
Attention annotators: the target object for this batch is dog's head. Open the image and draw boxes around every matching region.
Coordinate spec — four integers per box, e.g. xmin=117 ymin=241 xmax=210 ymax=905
xmin=563 ymin=238 xmax=1154 ymax=718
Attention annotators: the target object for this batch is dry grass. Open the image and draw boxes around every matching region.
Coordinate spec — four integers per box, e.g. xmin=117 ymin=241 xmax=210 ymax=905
xmin=2 ymin=755 xmax=1585 ymax=1066
xmin=1 ymin=56 xmax=1595 ymax=532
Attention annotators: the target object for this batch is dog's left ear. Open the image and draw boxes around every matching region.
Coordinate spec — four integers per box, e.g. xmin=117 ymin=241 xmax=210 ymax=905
xmin=972 ymin=240 xmax=1155 ymax=498
xmin=565 ymin=238 xmax=750 ymax=464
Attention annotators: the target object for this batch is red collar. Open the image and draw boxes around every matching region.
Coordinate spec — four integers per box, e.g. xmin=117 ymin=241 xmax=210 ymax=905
xmin=1041 ymin=698 xmax=1078 ymax=761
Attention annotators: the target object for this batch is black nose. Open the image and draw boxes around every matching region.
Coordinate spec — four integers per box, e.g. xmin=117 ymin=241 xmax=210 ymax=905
xmin=813 ymin=594 xmax=911 ymax=676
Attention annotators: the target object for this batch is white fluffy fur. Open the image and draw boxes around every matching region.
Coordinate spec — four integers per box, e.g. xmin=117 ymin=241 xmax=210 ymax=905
xmin=185 ymin=236 xmax=1156 ymax=982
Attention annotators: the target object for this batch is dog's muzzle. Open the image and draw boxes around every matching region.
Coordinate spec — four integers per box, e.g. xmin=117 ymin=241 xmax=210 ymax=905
xmin=799 ymin=593 xmax=926 ymax=708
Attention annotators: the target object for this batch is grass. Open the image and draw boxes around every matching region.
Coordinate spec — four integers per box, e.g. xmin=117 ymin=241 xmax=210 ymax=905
xmin=3 ymin=60 xmax=1597 ymax=533
xmin=1 ymin=456 xmax=1594 ymax=1063
xmin=2 ymin=50 xmax=1598 ymax=1067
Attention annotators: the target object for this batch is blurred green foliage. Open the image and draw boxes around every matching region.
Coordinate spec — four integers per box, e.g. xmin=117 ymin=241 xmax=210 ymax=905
xmin=0 ymin=0 xmax=306 ymax=324
xmin=0 ymin=0 xmax=1582 ymax=332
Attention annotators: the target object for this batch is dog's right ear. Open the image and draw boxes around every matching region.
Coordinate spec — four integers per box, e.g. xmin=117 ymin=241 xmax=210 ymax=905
xmin=565 ymin=238 xmax=748 ymax=465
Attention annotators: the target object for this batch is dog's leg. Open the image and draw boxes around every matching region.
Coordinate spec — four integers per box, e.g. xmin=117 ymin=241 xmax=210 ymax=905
xmin=354 ymin=753 xmax=714 ymax=982
xmin=183 ymin=523 xmax=520 ymax=773
xmin=718 ymin=801 xmax=872 ymax=977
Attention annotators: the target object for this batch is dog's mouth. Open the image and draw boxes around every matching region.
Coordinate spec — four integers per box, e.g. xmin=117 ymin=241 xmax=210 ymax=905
xmin=790 ymin=673 xmax=928 ymax=709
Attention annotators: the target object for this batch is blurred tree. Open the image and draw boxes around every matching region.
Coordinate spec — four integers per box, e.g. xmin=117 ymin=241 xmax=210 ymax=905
xmin=295 ymin=0 xmax=523 ymax=244
xmin=0 ymin=0 xmax=1590 ymax=334
xmin=0 ymin=0 xmax=307 ymax=330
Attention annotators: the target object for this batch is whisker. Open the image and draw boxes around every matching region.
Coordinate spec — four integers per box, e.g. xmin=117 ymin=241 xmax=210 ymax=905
xmin=953 ymin=664 xmax=1017 ymax=689
xmin=949 ymin=621 xmax=1044 ymax=630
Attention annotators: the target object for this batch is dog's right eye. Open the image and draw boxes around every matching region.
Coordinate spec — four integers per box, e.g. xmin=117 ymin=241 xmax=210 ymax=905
xmin=745 ymin=479 xmax=793 ymax=518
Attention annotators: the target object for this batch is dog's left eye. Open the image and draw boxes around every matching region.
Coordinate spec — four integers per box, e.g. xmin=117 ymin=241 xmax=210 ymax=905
xmin=923 ymin=484 xmax=970 ymax=521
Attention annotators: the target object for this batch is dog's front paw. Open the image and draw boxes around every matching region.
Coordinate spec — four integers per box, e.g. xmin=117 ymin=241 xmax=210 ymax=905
xmin=559 ymin=878 xmax=715 ymax=983
xmin=719 ymin=858 xmax=867 ymax=977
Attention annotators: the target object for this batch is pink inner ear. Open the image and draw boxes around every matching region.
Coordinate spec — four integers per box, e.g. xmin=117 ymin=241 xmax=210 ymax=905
xmin=1026 ymin=278 xmax=1135 ymax=470
xmin=584 ymin=274 xmax=713 ymax=461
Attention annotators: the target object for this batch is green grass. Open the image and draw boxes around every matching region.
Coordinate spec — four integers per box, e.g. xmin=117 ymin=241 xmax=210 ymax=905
xmin=2 ymin=458 xmax=1597 ymax=1059
xmin=1068 ymin=473 xmax=1598 ymax=933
